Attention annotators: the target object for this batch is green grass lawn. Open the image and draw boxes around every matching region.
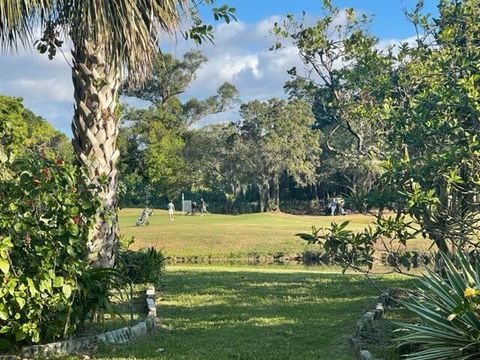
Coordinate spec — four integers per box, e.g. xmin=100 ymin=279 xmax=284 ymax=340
xmin=119 ymin=209 xmax=431 ymax=260
xmin=92 ymin=265 xmax=413 ymax=360
xmin=89 ymin=210 xmax=421 ymax=359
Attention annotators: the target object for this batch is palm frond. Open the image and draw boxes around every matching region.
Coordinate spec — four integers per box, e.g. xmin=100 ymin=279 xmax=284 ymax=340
xmin=65 ymin=0 xmax=189 ymax=84
xmin=1 ymin=0 xmax=190 ymax=84
xmin=0 ymin=0 xmax=52 ymax=49
xmin=398 ymin=253 xmax=480 ymax=359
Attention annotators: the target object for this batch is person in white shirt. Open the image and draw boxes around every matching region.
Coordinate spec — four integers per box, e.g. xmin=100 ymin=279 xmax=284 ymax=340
xmin=328 ymin=198 xmax=337 ymax=216
xmin=168 ymin=200 xmax=175 ymax=221
xmin=200 ymin=198 xmax=207 ymax=216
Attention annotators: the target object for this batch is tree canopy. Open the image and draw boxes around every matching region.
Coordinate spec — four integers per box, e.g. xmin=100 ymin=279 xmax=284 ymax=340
xmin=0 ymin=95 xmax=72 ymax=163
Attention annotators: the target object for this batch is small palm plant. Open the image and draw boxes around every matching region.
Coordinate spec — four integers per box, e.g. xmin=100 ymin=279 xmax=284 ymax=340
xmin=398 ymin=252 xmax=480 ymax=359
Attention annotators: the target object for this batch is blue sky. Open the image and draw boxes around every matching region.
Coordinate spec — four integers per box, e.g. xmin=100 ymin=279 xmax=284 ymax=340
xmin=0 ymin=0 xmax=441 ymax=134
xmin=201 ymin=0 xmax=439 ymax=38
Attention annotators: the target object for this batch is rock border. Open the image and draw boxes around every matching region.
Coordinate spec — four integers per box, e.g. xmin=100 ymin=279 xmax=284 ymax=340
xmin=1 ymin=286 xmax=157 ymax=359
xmin=349 ymin=288 xmax=393 ymax=360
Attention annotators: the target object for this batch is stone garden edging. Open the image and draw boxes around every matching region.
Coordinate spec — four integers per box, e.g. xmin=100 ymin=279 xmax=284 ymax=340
xmin=349 ymin=288 xmax=393 ymax=360
xmin=1 ymin=286 xmax=157 ymax=359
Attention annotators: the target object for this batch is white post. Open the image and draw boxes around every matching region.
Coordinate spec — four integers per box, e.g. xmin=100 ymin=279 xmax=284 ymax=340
xmin=182 ymin=193 xmax=185 ymax=215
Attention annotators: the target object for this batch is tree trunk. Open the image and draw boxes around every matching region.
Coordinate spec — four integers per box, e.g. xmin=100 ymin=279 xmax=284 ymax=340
xmin=264 ymin=181 xmax=271 ymax=212
xmin=258 ymin=180 xmax=270 ymax=212
xmin=71 ymin=40 xmax=121 ymax=268
xmin=271 ymin=177 xmax=280 ymax=212
xmin=258 ymin=184 xmax=265 ymax=213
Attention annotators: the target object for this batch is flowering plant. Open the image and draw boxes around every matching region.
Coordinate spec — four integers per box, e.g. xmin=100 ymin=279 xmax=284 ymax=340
xmin=0 ymin=152 xmax=99 ymax=348
xmin=398 ymin=253 xmax=480 ymax=359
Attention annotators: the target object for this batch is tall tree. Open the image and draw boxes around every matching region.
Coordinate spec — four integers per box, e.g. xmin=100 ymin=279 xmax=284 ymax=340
xmin=297 ymin=0 xmax=480 ymax=271
xmin=0 ymin=0 xmax=235 ymax=267
xmin=0 ymin=95 xmax=72 ymax=162
xmin=118 ymin=51 xmax=239 ymax=205
xmin=185 ymin=123 xmax=249 ymax=212
xmin=237 ymin=99 xmax=321 ymax=212
xmin=273 ymin=1 xmax=394 ymax=208
xmin=123 ymin=51 xmax=240 ymax=127
xmin=119 ymin=103 xmax=189 ymax=204
xmin=122 ymin=51 xmax=208 ymax=106
xmin=377 ymin=0 xmax=480 ymax=254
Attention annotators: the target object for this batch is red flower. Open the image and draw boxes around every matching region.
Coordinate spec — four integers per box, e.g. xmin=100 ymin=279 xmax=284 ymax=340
xmin=72 ymin=215 xmax=81 ymax=224
xmin=56 ymin=158 xmax=64 ymax=166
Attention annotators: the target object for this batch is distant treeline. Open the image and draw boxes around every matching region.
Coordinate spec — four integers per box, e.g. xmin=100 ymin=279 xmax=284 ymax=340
xmin=117 ymin=51 xmax=367 ymax=214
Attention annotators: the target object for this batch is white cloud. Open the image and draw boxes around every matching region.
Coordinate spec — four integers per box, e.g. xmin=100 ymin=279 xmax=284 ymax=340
xmin=254 ymin=16 xmax=281 ymax=38
xmin=0 ymin=13 xmax=422 ymax=133
xmin=215 ymin=21 xmax=248 ymax=42
xmin=0 ymin=46 xmax=73 ymax=134
xmin=9 ymin=78 xmax=72 ymax=102
xmin=0 ymin=15 xmax=302 ymax=132
xmin=180 ymin=16 xmax=303 ymax=105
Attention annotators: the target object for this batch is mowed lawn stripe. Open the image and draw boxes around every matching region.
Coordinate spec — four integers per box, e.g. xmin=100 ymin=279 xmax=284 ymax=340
xmin=94 ymin=266 xmax=412 ymax=360
xmin=119 ymin=209 xmax=431 ymax=258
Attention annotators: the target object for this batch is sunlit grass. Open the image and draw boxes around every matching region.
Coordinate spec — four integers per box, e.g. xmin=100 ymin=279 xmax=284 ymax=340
xmin=85 ymin=210 xmax=424 ymax=359
xmin=119 ymin=209 xmax=432 ymax=260
xmin=91 ymin=265 xmax=413 ymax=360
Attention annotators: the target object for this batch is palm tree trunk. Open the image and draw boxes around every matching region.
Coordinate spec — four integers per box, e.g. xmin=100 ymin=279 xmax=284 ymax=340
xmin=71 ymin=40 xmax=121 ymax=268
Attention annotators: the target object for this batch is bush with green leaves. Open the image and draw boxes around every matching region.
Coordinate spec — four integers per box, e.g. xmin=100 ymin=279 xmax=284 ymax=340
xmin=398 ymin=253 xmax=480 ymax=359
xmin=296 ymin=215 xmax=421 ymax=272
xmin=118 ymin=248 xmax=166 ymax=286
xmin=0 ymin=152 xmax=100 ymax=349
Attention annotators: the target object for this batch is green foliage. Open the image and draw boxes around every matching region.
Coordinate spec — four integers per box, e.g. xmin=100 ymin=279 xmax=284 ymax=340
xmin=0 ymin=152 xmax=98 ymax=347
xmin=118 ymin=104 xmax=188 ymax=203
xmin=296 ymin=0 xmax=480 ymax=271
xmin=0 ymin=95 xmax=27 ymax=157
xmin=296 ymin=221 xmax=375 ymax=270
xmin=236 ymin=99 xmax=321 ymax=211
xmin=0 ymin=95 xmax=73 ymax=163
xmin=118 ymin=51 xmax=240 ymax=205
xmin=398 ymin=253 xmax=480 ymax=359
xmin=374 ymin=0 xmax=480 ymax=254
xmin=273 ymin=3 xmax=391 ymax=204
xmin=145 ymin=131 xmax=187 ymax=199
xmin=122 ymin=51 xmax=208 ymax=106
xmin=74 ymin=267 xmax=129 ymax=325
xmin=118 ymin=248 xmax=166 ymax=286
xmin=118 ymin=234 xmax=135 ymax=250
xmin=296 ymin=214 xmax=422 ymax=272
xmin=122 ymin=51 xmax=240 ymax=127
xmin=185 ymin=2 xmax=237 ymax=45
xmin=183 ymin=124 xmax=251 ymax=212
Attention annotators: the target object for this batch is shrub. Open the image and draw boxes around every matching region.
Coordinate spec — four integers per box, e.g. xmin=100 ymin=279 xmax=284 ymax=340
xmin=0 ymin=152 xmax=99 ymax=349
xmin=118 ymin=248 xmax=166 ymax=286
xmin=301 ymin=250 xmax=320 ymax=266
xmin=296 ymin=215 xmax=422 ymax=272
xmin=74 ymin=267 xmax=129 ymax=324
xmin=118 ymin=234 xmax=135 ymax=250
xmin=398 ymin=253 xmax=480 ymax=359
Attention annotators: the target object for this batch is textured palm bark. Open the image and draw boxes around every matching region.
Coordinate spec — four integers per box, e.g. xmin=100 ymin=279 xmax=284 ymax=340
xmin=71 ymin=40 xmax=120 ymax=268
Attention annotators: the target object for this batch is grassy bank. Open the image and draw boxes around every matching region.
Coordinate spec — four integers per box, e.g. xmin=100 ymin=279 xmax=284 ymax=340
xmin=119 ymin=209 xmax=431 ymax=261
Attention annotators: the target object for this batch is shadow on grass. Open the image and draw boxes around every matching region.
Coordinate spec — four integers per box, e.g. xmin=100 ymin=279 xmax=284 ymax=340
xmin=95 ymin=269 xmax=414 ymax=360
